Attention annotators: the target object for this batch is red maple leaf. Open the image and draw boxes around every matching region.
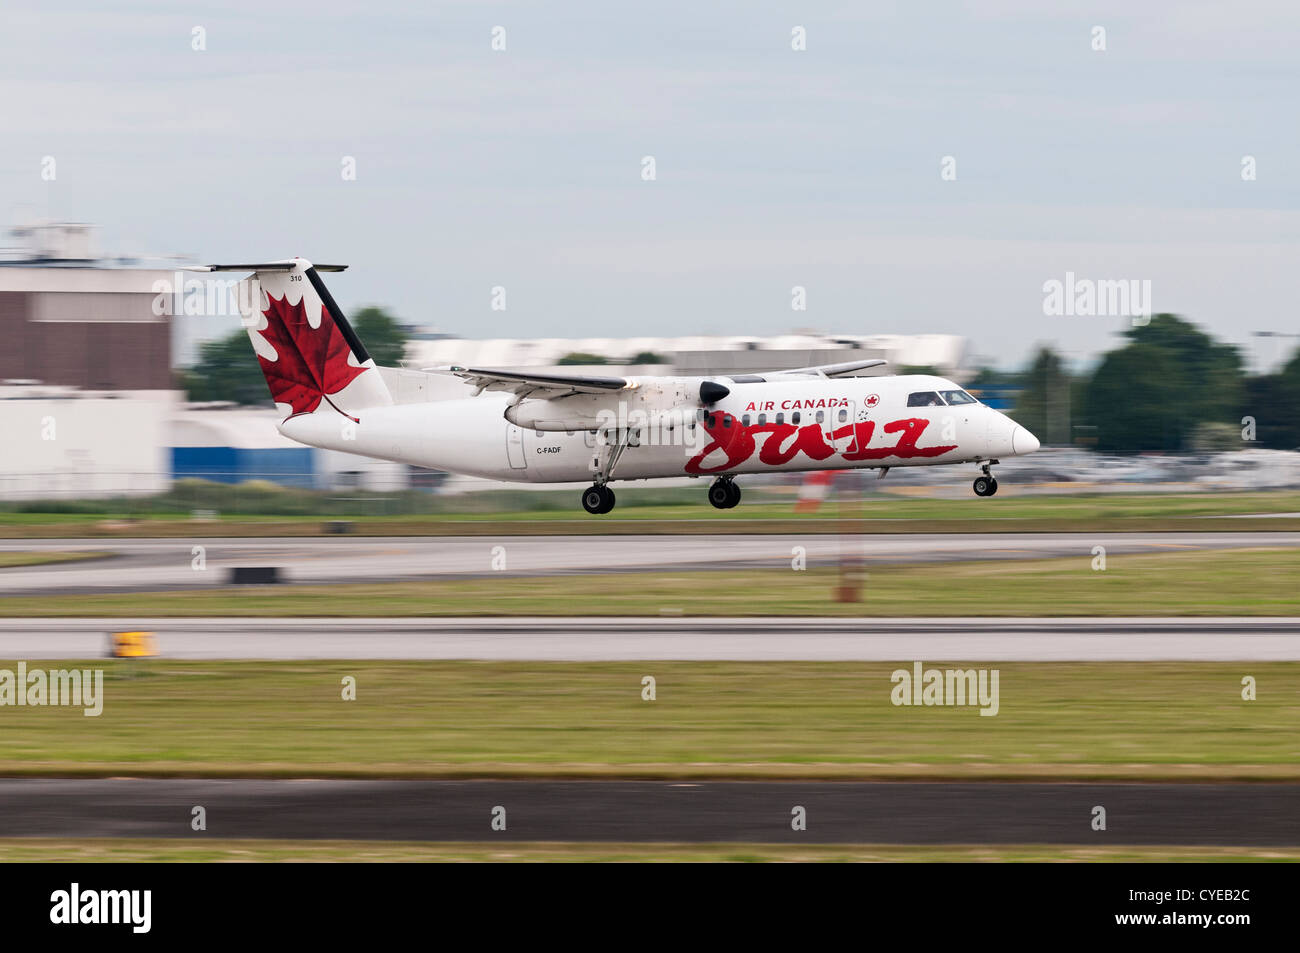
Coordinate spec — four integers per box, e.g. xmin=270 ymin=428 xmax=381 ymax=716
xmin=255 ymin=294 xmax=367 ymax=419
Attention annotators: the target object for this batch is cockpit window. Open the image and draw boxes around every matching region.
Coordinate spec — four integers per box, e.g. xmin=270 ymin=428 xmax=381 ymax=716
xmin=939 ymin=390 xmax=977 ymax=405
xmin=906 ymin=391 xmax=946 ymax=407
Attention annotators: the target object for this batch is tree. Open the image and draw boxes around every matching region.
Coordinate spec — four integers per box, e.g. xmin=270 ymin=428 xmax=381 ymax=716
xmin=1084 ymin=344 xmax=1185 ymax=453
xmin=1245 ymin=346 xmax=1300 ymax=449
xmin=629 ymin=351 xmax=666 ymax=365
xmin=1083 ymin=314 xmax=1248 ymax=453
xmin=1012 ymin=347 xmax=1072 ymax=445
xmin=1123 ymin=314 xmax=1245 ymax=429
xmin=965 ymin=366 xmax=1024 ymax=392
xmin=557 ymin=352 xmax=607 ymax=365
xmin=1189 ymin=422 xmax=1243 ymax=452
xmin=350 ymin=306 xmax=407 ymax=367
xmin=180 ymin=331 xmax=274 ymax=406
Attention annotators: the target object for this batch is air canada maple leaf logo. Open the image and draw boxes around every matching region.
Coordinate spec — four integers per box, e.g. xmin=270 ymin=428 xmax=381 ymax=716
xmin=256 ymin=294 xmax=367 ymax=419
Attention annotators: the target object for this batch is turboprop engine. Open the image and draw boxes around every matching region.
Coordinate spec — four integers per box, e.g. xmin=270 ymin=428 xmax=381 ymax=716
xmin=503 ymin=377 xmax=724 ymax=433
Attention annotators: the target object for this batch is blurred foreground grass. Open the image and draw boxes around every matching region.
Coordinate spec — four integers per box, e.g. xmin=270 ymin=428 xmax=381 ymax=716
xmin=0 ymin=660 xmax=1294 ymax=780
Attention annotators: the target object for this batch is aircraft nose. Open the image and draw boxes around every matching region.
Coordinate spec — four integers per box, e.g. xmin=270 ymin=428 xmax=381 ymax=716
xmin=1013 ymin=426 xmax=1040 ymax=454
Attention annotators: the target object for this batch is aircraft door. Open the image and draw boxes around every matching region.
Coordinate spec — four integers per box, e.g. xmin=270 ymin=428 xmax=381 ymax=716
xmin=506 ymin=423 xmax=527 ymax=469
xmin=825 ymin=399 xmax=858 ymax=454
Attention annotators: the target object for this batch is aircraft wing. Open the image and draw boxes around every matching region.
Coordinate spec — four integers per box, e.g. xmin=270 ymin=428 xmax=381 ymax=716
xmin=430 ymin=365 xmax=634 ymax=398
xmin=768 ymin=358 xmax=888 ymax=378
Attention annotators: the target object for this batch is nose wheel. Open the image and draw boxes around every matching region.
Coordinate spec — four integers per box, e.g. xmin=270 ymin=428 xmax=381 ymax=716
xmin=582 ymin=484 xmax=616 ymax=514
xmin=708 ymin=478 xmax=741 ymax=509
xmin=972 ymin=463 xmax=998 ymax=497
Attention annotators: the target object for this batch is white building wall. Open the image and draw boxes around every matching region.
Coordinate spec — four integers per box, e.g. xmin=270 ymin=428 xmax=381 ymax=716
xmin=0 ymin=391 xmax=174 ymax=499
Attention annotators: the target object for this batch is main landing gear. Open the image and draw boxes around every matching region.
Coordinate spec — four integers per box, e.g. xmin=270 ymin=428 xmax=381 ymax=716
xmin=708 ymin=478 xmax=741 ymax=509
xmin=582 ymin=484 xmax=616 ymax=514
xmin=972 ymin=462 xmax=999 ymax=497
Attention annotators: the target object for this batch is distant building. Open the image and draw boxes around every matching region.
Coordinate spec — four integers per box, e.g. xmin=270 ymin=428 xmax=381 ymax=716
xmin=0 ymin=222 xmax=177 ymax=390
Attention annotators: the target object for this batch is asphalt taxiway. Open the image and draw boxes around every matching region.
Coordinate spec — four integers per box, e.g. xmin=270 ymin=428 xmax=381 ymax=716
xmin=0 ymin=779 xmax=1295 ymax=845
xmin=0 ymin=617 xmax=1297 ymax=660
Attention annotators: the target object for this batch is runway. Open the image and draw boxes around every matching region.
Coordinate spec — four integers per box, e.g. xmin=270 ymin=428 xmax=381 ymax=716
xmin=1 ymin=617 xmax=1297 ymax=660
xmin=1 ymin=532 xmax=1296 ymax=595
xmin=1 ymin=779 xmax=1295 ymax=845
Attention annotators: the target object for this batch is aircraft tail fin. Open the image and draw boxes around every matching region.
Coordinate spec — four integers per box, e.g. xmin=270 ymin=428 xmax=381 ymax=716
xmin=193 ymin=258 xmax=392 ymax=421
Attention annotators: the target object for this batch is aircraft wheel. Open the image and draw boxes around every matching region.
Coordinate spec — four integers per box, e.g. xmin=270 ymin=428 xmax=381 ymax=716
xmin=986 ymin=478 xmax=999 ymax=497
xmin=708 ymin=480 xmax=733 ymax=509
xmin=599 ymin=486 xmax=616 ymax=513
xmin=726 ymin=482 xmax=742 ymax=508
xmin=973 ymin=476 xmax=993 ymax=497
xmin=582 ymin=486 xmax=607 ymax=514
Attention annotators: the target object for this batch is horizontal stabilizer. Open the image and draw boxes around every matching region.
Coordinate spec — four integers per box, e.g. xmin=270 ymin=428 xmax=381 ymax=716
xmin=187 ymin=263 xmax=348 ymax=273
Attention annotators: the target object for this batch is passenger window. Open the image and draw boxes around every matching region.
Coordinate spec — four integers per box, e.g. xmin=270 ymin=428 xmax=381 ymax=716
xmin=791 ymin=411 xmax=800 ymax=425
xmin=838 ymin=409 xmax=848 ymax=423
xmin=907 ymin=391 xmax=946 ymax=407
xmin=758 ymin=413 xmax=767 ymax=425
xmin=816 ymin=410 xmax=825 ymax=424
xmin=776 ymin=412 xmax=785 ymax=425
xmin=939 ymin=390 xmax=976 ymax=405
xmin=722 ymin=416 xmax=731 ymax=428
xmin=742 ymin=415 xmax=751 ymax=427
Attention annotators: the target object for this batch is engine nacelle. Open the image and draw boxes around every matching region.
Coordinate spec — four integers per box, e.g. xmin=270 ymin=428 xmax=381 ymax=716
xmin=504 ymin=377 xmax=699 ymax=432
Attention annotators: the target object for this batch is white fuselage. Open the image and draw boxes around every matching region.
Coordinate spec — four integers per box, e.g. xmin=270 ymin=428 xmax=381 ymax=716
xmin=278 ymin=373 xmax=1037 ymax=484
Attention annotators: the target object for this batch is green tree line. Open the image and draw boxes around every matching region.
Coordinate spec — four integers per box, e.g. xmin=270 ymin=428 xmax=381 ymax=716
xmin=1003 ymin=314 xmax=1300 ymax=453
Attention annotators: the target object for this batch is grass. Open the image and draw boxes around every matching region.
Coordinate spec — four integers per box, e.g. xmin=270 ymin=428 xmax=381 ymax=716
xmin=0 ymin=839 xmax=1295 ymax=862
xmin=6 ymin=548 xmax=1299 ymax=617
xmin=0 ymin=551 xmax=109 ymax=569
xmin=2 ymin=489 xmax=1298 ymax=537
xmin=0 ymin=661 xmax=1295 ymax=781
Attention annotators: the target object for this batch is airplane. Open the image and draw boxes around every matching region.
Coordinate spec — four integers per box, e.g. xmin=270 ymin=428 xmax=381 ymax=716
xmin=193 ymin=258 xmax=1040 ymax=514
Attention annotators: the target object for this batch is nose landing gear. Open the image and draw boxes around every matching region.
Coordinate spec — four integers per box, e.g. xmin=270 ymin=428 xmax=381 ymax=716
xmin=972 ymin=462 xmax=999 ymax=497
xmin=582 ymin=484 xmax=616 ymax=514
xmin=708 ymin=478 xmax=741 ymax=509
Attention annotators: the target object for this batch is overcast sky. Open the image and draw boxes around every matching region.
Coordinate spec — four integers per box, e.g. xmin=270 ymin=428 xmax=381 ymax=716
xmin=2 ymin=0 xmax=1298 ymax=370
